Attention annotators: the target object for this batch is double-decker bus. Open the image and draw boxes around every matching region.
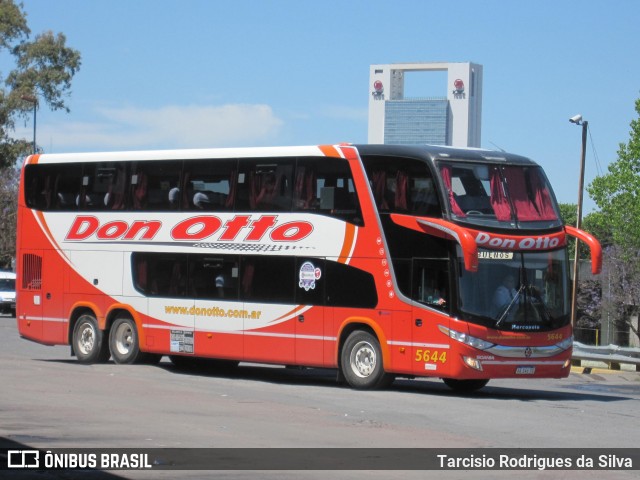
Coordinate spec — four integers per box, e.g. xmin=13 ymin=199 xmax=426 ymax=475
xmin=16 ymin=144 xmax=601 ymax=392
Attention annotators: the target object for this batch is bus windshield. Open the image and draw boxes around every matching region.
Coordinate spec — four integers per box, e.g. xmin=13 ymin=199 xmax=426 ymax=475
xmin=457 ymin=248 xmax=571 ymax=332
xmin=438 ymin=161 xmax=562 ymax=230
xmin=0 ymin=278 xmax=15 ymax=292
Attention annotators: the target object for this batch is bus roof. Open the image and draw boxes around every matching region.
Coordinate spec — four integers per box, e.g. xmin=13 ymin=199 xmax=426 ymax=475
xmin=25 ymin=145 xmax=338 ymax=165
xmin=354 ymin=144 xmax=538 ymax=166
xmin=26 ymin=144 xmax=538 ymax=167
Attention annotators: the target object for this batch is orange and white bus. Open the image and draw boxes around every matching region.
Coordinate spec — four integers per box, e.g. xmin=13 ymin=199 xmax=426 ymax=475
xmin=16 ymin=144 xmax=601 ymax=391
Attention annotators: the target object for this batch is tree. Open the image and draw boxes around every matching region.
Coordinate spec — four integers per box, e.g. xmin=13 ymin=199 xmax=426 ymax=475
xmin=0 ymin=0 xmax=81 ymax=166
xmin=587 ymin=96 xmax=640 ymax=345
xmin=558 ymin=203 xmax=609 ymax=344
xmin=0 ymin=166 xmax=18 ymax=268
xmin=0 ymin=0 xmax=81 ymax=269
xmin=588 ymin=97 xmax=640 ymax=251
xmin=600 ymin=245 xmax=640 ymax=345
xmin=575 ymin=279 xmax=602 ymax=345
xmin=557 ymin=203 xmax=611 ymax=258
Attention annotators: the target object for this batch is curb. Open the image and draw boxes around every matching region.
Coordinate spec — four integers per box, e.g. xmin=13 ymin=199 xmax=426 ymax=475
xmin=570 ymin=365 xmax=639 ymax=376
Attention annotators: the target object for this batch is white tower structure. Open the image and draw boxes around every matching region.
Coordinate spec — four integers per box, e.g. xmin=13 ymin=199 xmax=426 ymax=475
xmin=368 ymin=62 xmax=483 ymax=147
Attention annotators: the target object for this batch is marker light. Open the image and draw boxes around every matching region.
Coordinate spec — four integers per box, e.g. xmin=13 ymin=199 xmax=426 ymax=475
xmin=463 ymin=356 xmax=483 ymax=371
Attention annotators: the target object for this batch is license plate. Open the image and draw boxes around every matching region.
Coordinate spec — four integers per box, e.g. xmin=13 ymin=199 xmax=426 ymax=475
xmin=516 ymin=366 xmax=536 ymax=375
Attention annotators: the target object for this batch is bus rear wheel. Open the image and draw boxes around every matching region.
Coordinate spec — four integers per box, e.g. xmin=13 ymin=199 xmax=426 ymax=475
xmin=442 ymin=378 xmax=489 ymax=393
xmin=109 ymin=316 xmax=160 ymax=364
xmin=73 ymin=313 xmax=110 ymax=364
xmin=341 ymin=330 xmax=394 ymax=390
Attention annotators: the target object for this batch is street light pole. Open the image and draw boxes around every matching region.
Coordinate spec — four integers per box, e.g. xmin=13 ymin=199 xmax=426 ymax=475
xmin=21 ymin=94 xmax=37 ymax=154
xmin=569 ymin=115 xmax=588 ymax=327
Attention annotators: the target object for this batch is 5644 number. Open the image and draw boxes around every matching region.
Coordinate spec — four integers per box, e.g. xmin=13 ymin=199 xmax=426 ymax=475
xmin=414 ymin=349 xmax=447 ymax=363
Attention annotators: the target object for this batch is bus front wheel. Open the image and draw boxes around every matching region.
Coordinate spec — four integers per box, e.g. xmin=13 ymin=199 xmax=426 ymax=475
xmin=340 ymin=330 xmax=394 ymax=390
xmin=73 ymin=313 xmax=110 ymax=364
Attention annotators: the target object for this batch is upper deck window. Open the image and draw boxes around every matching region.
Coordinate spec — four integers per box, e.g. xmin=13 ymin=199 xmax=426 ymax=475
xmin=362 ymin=156 xmax=442 ymax=217
xmin=438 ymin=161 xmax=561 ymax=229
xmin=23 ymin=156 xmax=363 ymax=225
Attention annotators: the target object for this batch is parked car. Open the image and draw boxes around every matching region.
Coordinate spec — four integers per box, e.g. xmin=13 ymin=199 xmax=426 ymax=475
xmin=0 ymin=271 xmax=16 ymax=316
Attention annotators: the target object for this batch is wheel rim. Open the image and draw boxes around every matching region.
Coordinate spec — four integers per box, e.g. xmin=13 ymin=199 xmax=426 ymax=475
xmin=113 ymin=322 xmax=134 ymax=356
xmin=77 ymin=322 xmax=95 ymax=355
xmin=349 ymin=340 xmax=377 ymax=378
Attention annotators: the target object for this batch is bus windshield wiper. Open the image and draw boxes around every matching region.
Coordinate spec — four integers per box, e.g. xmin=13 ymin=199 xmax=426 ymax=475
xmin=495 ymin=284 xmax=524 ymax=327
xmin=525 ymin=284 xmax=554 ymax=323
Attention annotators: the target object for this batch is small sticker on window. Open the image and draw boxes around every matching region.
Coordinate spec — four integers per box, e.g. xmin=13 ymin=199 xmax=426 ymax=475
xmin=299 ymin=261 xmax=321 ymax=291
xmin=478 ymin=251 xmax=513 ymax=260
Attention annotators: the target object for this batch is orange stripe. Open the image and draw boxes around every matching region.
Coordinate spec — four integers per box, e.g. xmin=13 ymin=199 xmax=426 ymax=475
xmin=337 ymin=145 xmax=359 ymax=161
xmin=34 ymin=210 xmax=61 ymax=251
xmin=338 ymin=223 xmax=356 ymax=264
xmin=318 ymin=145 xmax=341 ymax=158
xmin=272 ymin=304 xmax=306 ymax=323
xmin=26 ymin=154 xmax=41 ymax=165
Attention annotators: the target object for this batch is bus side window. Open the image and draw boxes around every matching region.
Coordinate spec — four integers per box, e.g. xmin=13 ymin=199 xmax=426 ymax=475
xmin=293 ymin=166 xmax=317 ymax=210
xmin=361 ymin=156 xmax=442 ymax=218
xmin=25 ymin=164 xmax=83 ymax=211
xmin=214 ymin=260 xmax=239 ymax=300
xmin=325 ymin=261 xmax=377 ymax=308
xmin=294 ymin=157 xmax=363 ymax=225
xmin=183 ymin=159 xmax=237 ymax=211
xmin=240 ymin=256 xmax=295 ymax=304
xmin=410 ymin=177 xmax=440 ymax=216
xmin=130 ymin=161 xmax=183 ymax=211
xmin=79 ymin=163 xmax=121 ymax=210
xmin=132 ymin=253 xmax=187 ymax=298
xmin=24 ymin=164 xmax=55 ymax=210
xmin=189 ymin=256 xmax=238 ymax=300
xmin=245 ymin=161 xmax=293 ymax=211
xmin=130 ymin=168 xmax=148 ymax=210
xmin=413 ymin=259 xmax=449 ymax=311
xmin=133 ymin=256 xmax=148 ymax=293
xmin=54 ymin=166 xmax=83 ymax=210
xmin=105 ymin=164 xmax=128 ymax=210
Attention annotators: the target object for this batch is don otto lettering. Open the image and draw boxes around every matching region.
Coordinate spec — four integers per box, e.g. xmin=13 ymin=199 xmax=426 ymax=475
xmin=475 ymin=232 xmax=562 ymax=250
xmin=64 ymin=215 xmax=314 ymax=243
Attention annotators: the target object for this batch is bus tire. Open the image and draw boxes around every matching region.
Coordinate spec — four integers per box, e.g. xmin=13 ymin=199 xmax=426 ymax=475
xmin=341 ymin=330 xmax=394 ymax=390
xmin=109 ymin=316 xmax=145 ymax=364
xmin=442 ymin=378 xmax=489 ymax=393
xmin=73 ymin=313 xmax=110 ymax=364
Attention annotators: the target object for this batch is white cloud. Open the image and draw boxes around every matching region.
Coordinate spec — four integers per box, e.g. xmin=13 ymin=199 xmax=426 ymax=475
xmin=32 ymin=103 xmax=284 ymax=152
xmin=319 ymin=105 xmax=368 ymax=121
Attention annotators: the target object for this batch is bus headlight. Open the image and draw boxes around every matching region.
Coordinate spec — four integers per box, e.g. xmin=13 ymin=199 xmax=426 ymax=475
xmin=555 ymin=335 xmax=573 ymax=351
xmin=438 ymin=325 xmax=495 ymax=351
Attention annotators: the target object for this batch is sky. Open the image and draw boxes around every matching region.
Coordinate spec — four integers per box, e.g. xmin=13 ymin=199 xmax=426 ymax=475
xmin=11 ymin=0 xmax=640 ymax=213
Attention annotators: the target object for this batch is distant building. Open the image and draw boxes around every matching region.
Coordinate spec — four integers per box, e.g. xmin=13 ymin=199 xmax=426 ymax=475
xmin=368 ymin=62 xmax=483 ymax=147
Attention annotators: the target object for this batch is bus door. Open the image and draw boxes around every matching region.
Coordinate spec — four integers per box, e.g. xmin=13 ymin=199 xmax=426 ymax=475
xmin=189 ymin=256 xmax=240 ymax=359
xmin=17 ymin=249 xmax=65 ymax=344
xmin=143 ymin=255 xmax=195 ymax=357
xmin=411 ymin=258 xmax=452 ymax=376
xmin=241 ymin=256 xmax=295 ymax=364
xmin=294 ymin=258 xmax=325 ymax=366
xmin=17 ymin=250 xmax=43 ymax=341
